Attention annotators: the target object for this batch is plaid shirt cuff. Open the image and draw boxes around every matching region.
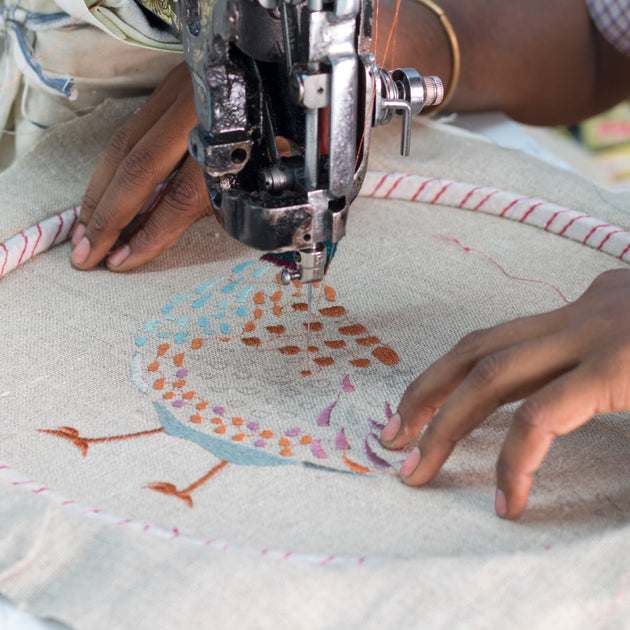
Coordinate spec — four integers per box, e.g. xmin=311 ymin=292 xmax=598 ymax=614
xmin=587 ymin=0 xmax=630 ymax=57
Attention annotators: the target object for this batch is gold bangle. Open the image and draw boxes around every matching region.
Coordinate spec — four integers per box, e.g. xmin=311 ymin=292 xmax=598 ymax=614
xmin=411 ymin=0 xmax=460 ymax=114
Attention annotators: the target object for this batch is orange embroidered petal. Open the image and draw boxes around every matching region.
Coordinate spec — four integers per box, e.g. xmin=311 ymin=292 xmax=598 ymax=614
xmin=300 ymin=436 xmax=312 ymax=444
xmin=278 ymin=346 xmax=301 ymax=355
xmin=157 ymin=343 xmax=170 ymax=357
xmin=314 ymin=357 xmax=335 ymax=367
xmin=232 ymin=417 xmax=244 ymax=426
xmin=301 ymin=370 xmax=312 ymax=377
xmin=308 ymin=346 xmax=319 ymax=353
xmin=214 ymin=426 xmax=227 ymax=434
xmin=372 ymin=346 xmax=400 ymax=366
xmin=304 ymin=321 xmax=323 ymax=332
xmin=232 ymin=434 xmax=246 ymax=442
xmin=325 ymin=340 xmax=346 ymax=349
xmin=243 ymin=321 xmax=256 ymax=333
xmin=292 ymin=303 xmax=308 ymax=312
xmin=163 ymin=391 xmax=175 ymax=400
xmin=147 ymin=361 xmax=160 ymax=372
xmin=343 ymin=452 xmax=370 ymax=474
xmin=350 ymin=358 xmax=371 ymax=368
xmin=279 ymin=437 xmax=291 ymax=447
xmin=253 ymin=291 xmax=265 ymax=305
xmin=356 ymin=336 xmax=380 ymax=346
xmin=319 ymin=306 xmax=346 ymax=317
xmin=241 ymin=337 xmax=261 ymax=347
xmin=196 ymin=401 xmax=209 ymax=410
xmin=173 ymin=353 xmax=185 ymax=367
xmin=272 ymin=304 xmax=283 ymax=317
xmin=266 ymin=325 xmax=285 ymax=335
xmin=339 ymin=324 xmax=367 ymax=336
xmin=153 ymin=377 xmax=165 ymax=390
xmin=211 ymin=417 xmax=223 ymax=424
xmin=270 ymin=290 xmax=283 ymax=303
xmin=190 ymin=414 xmax=202 ymax=424
xmin=261 ymin=430 xmax=273 ymax=438
xmin=254 ymin=308 xmax=263 ymax=320
xmin=191 ymin=338 xmax=203 ymax=349
xmin=324 ymin=285 xmax=336 ymax=302
xmin=174 ymin=380 xmax=186 ymax=388
xmin=182 ymin=391 xmax=195 ymax=400
xmin=280 ymin=448 xmax=292 ymax=457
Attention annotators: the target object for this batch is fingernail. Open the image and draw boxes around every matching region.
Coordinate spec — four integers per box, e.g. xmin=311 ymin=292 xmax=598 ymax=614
xmin=71 ymin=223 xmax=85 ymax=247
xmin=381 ymin=412 xmax=401 ymax=442
xmin=107 ymin=244 xmax=131 ymax=269
xmin=495 ymin=488 xmax=507 ymax=517
xmin=400 ymin=447 xmax=421 ymax=478
xmin=70 ymin=237 xmax=90 ymax=266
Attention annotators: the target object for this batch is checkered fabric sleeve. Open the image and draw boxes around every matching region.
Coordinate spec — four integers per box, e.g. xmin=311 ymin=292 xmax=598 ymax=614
xmin=587 ymin=0 xmax=630 ymax=57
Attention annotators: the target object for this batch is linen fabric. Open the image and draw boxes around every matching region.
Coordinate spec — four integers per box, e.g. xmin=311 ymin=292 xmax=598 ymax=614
xmin=0 ymin=96 xmax=629 ymax=629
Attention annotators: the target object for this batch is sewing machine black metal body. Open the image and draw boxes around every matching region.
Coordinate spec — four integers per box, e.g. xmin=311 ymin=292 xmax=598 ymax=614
xmin=137 ymin=0 xmax=443 ymax=283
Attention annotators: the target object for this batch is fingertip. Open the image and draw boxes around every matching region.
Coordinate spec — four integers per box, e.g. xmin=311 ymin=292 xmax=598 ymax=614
xmin=494 ymin=482 xmax=529 ymax=520
xmin=380 ymin=412 xmax=401 ymax=445
xmin=71 ymin=223 xmax=85 ymax=248
xmin=106 ymin=244 xmax=131 ymax=271
xmin=400 ymin=446 xmax=421 ymax=480
xmin=494 ymin=488 xmax=507 ymax=518
xmin=70 ymin=237 xmax=91 ymax=268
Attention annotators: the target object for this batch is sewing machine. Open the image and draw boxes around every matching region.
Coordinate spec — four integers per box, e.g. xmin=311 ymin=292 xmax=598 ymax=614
xmin=138 ymin=0 xmax=443 ymax=283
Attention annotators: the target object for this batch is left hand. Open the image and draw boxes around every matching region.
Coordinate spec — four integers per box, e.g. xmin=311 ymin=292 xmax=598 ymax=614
xmin=380 ymin=268 xmax=630 ymax=519
xmin=70 ymin=62 xmax=211 ymax=272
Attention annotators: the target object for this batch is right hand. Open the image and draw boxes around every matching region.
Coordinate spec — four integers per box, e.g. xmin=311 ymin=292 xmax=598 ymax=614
xmin=70 ymin=62 xmax=213 ymax=272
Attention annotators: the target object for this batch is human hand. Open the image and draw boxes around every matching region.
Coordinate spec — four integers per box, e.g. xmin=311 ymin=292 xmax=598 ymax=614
xmin=70 ymin=62 xmax=212 ymax=271
xmin=380 ymin=268 xmax=630 ymax=519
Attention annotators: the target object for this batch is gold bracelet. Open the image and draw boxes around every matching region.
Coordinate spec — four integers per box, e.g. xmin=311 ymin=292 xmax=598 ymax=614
xmin=411 ymin=0 xmax=460 ymax=114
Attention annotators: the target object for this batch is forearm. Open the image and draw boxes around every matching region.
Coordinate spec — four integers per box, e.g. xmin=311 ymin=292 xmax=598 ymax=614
xmin=375 ymin=0 xmax=630 ymax=125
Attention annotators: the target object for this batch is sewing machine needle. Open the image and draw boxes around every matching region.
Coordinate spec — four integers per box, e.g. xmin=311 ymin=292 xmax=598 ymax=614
xmin=306 ymin=283 xmax=313 ymax=364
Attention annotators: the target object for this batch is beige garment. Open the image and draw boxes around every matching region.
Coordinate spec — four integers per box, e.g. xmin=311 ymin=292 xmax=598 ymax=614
xmin=0 ymin=98 xmax=629 ymax=629
xmin=0 ymin=0 xmax=181 ymax=169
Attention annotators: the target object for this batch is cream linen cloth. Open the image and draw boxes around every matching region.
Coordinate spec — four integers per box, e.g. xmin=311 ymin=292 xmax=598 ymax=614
xmin=0 ymin=91 xmax=629 ymax=629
